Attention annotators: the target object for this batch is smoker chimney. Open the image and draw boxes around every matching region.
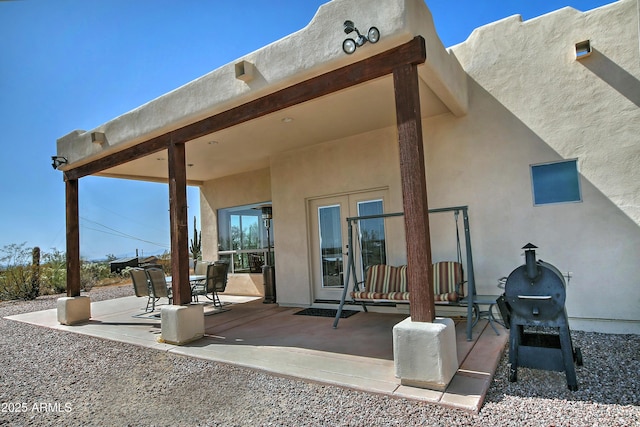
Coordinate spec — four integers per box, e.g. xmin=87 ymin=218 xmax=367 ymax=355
xmin=523 ymin=243 xmax=539 ymax=281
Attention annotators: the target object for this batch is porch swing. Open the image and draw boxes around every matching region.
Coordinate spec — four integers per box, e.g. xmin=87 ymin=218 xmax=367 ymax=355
xmin=332 ymin=205 xmax=480 ymax=341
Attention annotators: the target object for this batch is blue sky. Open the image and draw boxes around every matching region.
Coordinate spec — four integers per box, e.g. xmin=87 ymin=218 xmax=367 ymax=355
xmin=0 ymin=0 xmax=613 ymax=260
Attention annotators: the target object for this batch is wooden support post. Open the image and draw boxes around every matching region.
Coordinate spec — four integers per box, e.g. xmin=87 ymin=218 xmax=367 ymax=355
xmin=65 ymin=179 xmax=81 ymax=297
xmin=393 ymin=63 xmax=435 ymax=323
xmin=168 ymin=141 xmax=191 ymax=305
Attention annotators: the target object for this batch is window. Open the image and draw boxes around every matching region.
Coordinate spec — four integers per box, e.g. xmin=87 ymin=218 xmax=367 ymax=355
xmin=530 ymin=159 xmax=582 ymax=206
xmin=217 ymin=202 xmax=273 ymax=273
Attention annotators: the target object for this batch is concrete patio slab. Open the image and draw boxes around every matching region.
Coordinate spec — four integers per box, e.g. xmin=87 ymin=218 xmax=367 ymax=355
xmin=5 ymin=295 xmax=508 ymax=413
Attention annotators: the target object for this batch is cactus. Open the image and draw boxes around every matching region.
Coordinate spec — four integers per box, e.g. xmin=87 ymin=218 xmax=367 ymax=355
xmin=190 ymin=216 xmax=202 ymax=268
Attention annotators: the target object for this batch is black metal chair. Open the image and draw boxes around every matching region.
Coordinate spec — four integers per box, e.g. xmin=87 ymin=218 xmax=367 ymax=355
xmin=192 ymin=263 xmax=228 ymax=306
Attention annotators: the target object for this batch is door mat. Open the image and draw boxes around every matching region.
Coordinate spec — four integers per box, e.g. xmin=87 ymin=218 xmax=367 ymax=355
xmin=294 ymin=308 xmax=359 ymax=318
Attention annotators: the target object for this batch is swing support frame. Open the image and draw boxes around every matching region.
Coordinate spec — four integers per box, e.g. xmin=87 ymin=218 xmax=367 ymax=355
xmin=333 ymin=205 xmax=478 ymax=341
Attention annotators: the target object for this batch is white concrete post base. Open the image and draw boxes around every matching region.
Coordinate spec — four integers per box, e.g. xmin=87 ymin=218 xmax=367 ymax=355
xmin=159 ymin=304 xmax=204 ymax=345
xmin=393 ymin=317 xmax=458 ymax=391
xmin=57 ymin=296 xmax=91 ymax=325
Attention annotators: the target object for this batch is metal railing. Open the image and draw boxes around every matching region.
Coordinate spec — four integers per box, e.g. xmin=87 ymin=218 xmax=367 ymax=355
xmin=218 ymin=248 xmax=272 ymax=274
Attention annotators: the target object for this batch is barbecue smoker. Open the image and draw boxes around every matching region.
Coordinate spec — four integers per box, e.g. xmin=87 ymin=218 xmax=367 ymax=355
xmin=499 ymin=243 xmax=583 ymax=391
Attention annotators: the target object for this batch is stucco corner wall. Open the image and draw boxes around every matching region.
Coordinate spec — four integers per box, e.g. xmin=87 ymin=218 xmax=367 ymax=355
xmin=404 ymin=0 xmax=469 ymax=116
xmin=427 ymin=0 xmax=640 ymax=333
xmin=450 ymin=0 xmax=640 ymax=226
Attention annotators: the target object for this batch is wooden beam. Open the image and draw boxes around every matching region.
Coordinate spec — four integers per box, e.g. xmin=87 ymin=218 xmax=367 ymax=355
xmin=63 ymin=37 xmax=426 ymax=181
xmin=65 ymin=179 xmax=81 ymax=297
xmin=64 ymin=134 xmax=170 ymax=181
xmin=167 ymin=141 xmax=191 ymax=305
xmin=393 ymin=63 xmax=434 ymax=323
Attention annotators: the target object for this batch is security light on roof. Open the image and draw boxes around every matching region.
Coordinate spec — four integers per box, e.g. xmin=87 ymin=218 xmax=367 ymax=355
xmin=342 ymin=20 xmax=380 ymax=55
xmin=51 ymin=156 xmax=67 ymax=170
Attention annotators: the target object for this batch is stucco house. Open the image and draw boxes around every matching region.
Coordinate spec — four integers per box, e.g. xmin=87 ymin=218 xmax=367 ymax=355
xmin=55 ymin=0 xmax=639 ymax=340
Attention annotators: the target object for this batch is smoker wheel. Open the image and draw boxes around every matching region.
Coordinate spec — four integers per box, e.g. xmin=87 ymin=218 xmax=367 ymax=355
xmin=574 ymin=347 xmax=583 ymax=366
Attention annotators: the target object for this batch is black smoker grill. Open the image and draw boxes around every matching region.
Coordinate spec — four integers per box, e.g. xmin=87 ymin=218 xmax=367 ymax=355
xmin=498 ymin=243 xmax=583 ymax=391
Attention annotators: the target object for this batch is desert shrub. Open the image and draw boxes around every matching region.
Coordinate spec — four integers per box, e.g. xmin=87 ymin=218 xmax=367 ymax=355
xmin=0 ymin=243 xmax=38 ymax=300
xmin=80 ymin=261 xmax=113 ymax=290
xmin=0 ymin=242 xmax=33 ymax=300
xmin=40 ymin=249 xmax=67 ymax=295
xmin=0 ymin=265 xmax=33 ymax=300
xmin=156 ymin=251 xmax=172 ymax=275
xmin=0 ymin=243 xmax=173 ymax=301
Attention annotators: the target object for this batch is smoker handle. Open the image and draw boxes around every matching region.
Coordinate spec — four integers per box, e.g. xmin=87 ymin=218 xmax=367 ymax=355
xmin=517 ymin=295 xmax=552 ymax=300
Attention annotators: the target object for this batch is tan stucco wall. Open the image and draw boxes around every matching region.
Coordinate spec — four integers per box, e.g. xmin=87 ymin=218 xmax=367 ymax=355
xmin=430 ymin=0 xmax=640 ymax=333
xmin=270 ymin=127 xmax=407 ymax=306
xmin=451 ymin=0 xmax=640 ymax=226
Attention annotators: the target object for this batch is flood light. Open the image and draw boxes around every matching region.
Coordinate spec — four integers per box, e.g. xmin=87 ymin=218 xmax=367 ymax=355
xmin=51 ymin=156 xmax=68 ymax=170
xmin=341 ymin=20 xmax=380 ymax=54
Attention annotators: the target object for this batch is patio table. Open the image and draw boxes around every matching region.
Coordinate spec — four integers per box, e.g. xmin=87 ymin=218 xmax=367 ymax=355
xmin=165 ymin=275 xmax=206 ymax=285
xmin=166 ymin=275 xmax=207 ymax=302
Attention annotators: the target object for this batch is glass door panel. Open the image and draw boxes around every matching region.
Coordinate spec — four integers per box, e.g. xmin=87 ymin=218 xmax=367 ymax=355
xmin=309 ymin=196 xmax=348 ymax=301
xmin=309 ymin=190 xmax=389 ymax=302
xmin=357 ymin=199 xmax=386 ymax=274
xmin=318 ymin=205 xmax=343 ymax=288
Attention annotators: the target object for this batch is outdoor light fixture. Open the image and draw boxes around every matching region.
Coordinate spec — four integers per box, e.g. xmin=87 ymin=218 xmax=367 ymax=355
xmin=342 ymin=20 xmax=380 ymax=54
xmin=51 ymin=156 xmax=68 ymax=170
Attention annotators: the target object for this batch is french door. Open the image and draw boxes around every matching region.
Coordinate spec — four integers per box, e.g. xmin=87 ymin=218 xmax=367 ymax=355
xmin=309 ymin=190 xmax=388 ymax=301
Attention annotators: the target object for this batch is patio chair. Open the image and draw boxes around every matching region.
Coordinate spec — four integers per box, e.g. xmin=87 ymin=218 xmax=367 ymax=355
xmin=249 ymin=253 xmax=263 ymax=273
xmin=145 ymin=267 xmax=172 ymax=311
xmin=194 ymin=260 xmax=211 ymax=276
xmin=192 ymin=263 xmax=228 ymax=306
xmin=189 ymin=261 xmax=211 ymax=301
xmin=130 ymin=267 xmax=153 ymax=312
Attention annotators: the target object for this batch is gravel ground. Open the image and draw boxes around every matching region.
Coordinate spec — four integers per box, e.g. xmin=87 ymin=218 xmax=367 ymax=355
xmin=0 ymin=285 xmax=638 ymax=427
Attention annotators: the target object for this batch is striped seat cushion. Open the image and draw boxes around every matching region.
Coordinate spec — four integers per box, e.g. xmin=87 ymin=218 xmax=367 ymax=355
xmin=351 ymin=264 xmax=407 ymax=300
xmin=351 ymin=291 xmax=411 ymax=301
xmin=350 ymin=262 xmax=463 ymax=303
xmin=433 ymin=261 xmax=463 ymax=302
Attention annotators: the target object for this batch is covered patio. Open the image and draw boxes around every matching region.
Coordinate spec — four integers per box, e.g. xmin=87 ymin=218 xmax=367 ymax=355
xmin=54 ymin=2 xmax=474 ymax=391
xmin=7 ymin=294 xmax=507 ymax=413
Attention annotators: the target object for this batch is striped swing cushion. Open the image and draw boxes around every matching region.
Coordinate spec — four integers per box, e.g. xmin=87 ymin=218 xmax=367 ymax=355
xmin=433 ymin=261 xmax=463 ymax=302
xmin=351 ymin=265 xmax=409 ymax=301
xmin=350 ymin=262 xmax=463 ymax=303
